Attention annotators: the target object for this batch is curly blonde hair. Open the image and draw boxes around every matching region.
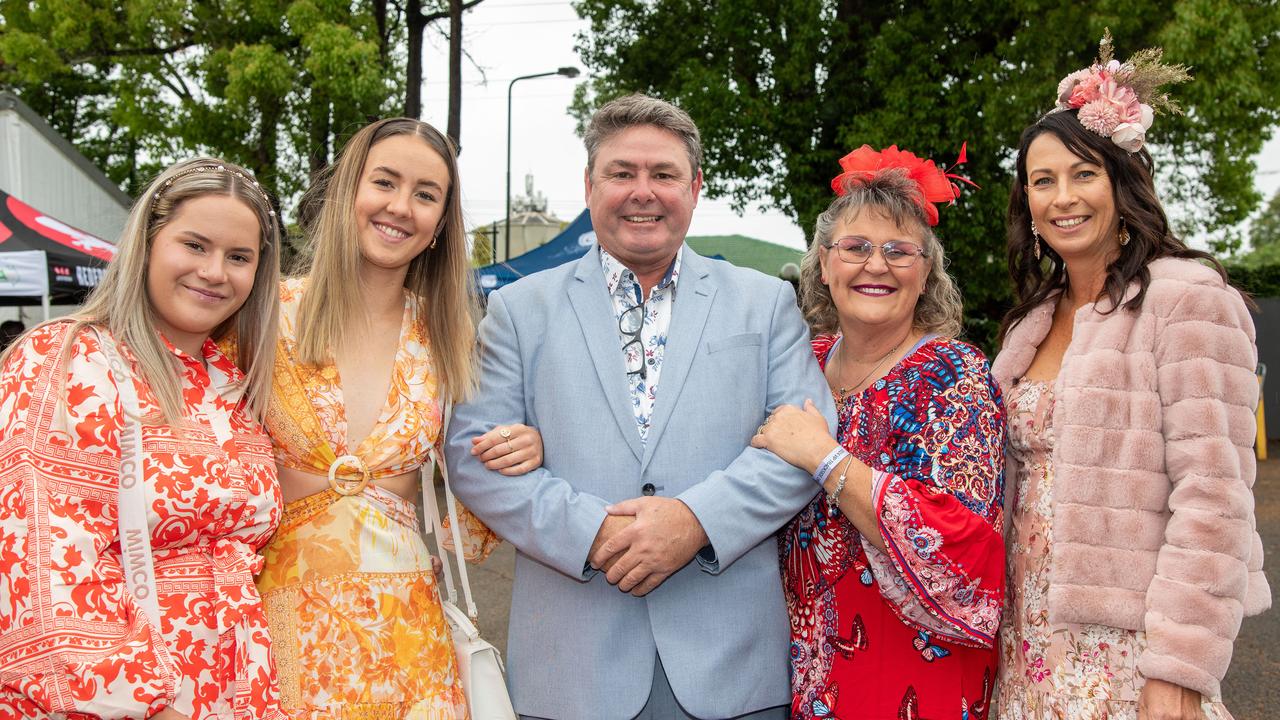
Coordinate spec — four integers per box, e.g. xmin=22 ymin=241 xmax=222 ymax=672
xmin=799 ymin=170 xmax=964 ymax=338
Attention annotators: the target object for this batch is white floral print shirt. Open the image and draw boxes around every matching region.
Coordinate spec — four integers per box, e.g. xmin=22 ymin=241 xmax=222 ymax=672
xmin=600 ymin=245 xmax=681 ymax=443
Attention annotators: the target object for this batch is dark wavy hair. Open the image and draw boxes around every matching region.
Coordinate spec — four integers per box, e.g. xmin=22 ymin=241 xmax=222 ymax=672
xmin=999 ymin=109 xmax=1228 ymax=342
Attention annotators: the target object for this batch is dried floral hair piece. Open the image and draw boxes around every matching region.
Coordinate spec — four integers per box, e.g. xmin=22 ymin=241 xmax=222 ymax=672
xmin=152 ymin=163 xmax=277 ymax=217
xmin=1054 ymin=28 xmax=1191 ymax=153
xmin=830 ymin=143 xmax=977 ymax=226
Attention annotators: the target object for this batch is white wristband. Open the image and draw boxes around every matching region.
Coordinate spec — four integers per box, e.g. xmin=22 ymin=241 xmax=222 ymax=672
xmin=813 ymin=445 xmax=850 ymax=486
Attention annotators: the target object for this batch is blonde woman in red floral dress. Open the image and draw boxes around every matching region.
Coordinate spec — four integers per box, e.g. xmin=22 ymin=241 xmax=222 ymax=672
xmin=753 ymin=147 xmax=1005 ymax=720
xmin=0 ymin=158 xmax=284 ymax=719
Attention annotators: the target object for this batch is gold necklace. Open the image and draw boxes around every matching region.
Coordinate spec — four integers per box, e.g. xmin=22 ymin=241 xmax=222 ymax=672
xmin=834 ymin=332 xmax=911 ymax=405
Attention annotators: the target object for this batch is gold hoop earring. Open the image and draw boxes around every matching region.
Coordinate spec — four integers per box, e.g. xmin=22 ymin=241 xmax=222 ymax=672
xmin=1118 ymin=217 xmax=1131 ymax=246
xmin=1030 ymin=220 xmax=1042 ymax=260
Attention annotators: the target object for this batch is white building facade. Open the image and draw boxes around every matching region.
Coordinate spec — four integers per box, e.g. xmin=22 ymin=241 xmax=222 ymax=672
xmin=0 ymin=93 xmax=130 ymax=242
xmin=1 ymin=93 xmax=128 ymax=323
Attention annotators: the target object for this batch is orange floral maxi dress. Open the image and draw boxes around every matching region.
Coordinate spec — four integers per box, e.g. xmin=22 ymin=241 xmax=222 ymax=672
xmin=0 ymin=322 xmax=283 ymax=719
xmin=258 ymin=279 xmax=498 ymax=720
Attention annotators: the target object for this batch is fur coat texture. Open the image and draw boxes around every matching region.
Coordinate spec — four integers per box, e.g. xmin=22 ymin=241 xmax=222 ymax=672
xmin=991 ymin=256 xmax=1271 ymax=700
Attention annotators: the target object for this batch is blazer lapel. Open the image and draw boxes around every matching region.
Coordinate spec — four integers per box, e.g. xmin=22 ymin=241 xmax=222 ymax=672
xmin=641 ymin=247 xmax=715 ymax=469
xmin=568 ymin=247 xmax=644 ymax=462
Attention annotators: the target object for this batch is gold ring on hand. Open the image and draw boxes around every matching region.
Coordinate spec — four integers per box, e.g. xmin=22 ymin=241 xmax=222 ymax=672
xmin=499 ymin=426 xmax=512 ymax=439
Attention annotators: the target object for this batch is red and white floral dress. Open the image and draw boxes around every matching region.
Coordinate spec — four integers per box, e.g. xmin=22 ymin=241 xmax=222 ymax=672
xmin=781 ymin=335 xmax=1006 ymax=720
xmin=0 ymin=322 xmax=283 ymax=719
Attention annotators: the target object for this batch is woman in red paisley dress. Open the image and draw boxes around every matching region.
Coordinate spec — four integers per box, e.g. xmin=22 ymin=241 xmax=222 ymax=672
xmin=753 ymin=146 xmax=1006 ymax=720
xmin=0 ymin=158 xmax=284 ymax=719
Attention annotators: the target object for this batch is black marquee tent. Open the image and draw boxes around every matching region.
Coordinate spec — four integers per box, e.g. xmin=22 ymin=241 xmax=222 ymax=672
xmin=0 ymin=188 xmax=116 ymax=313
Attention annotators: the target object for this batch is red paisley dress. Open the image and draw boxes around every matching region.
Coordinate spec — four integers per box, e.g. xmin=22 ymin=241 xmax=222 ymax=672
xmin=0 ymin=322 xmax=283 ymax=719
xmin=780 ymin=335 xmax=1006 ymax=720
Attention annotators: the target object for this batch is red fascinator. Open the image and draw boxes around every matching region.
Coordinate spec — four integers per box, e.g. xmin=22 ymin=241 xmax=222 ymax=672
xmin=830 ymin=143 xmax=976 ymax=226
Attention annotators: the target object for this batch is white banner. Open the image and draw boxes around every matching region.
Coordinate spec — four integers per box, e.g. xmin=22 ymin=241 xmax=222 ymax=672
xmin=0 ymin=250 xmax=48 ymax=297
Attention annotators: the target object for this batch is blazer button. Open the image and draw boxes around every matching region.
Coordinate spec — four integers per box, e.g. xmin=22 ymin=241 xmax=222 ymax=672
xmin=641 ymin=482 xmax=656 ymax=496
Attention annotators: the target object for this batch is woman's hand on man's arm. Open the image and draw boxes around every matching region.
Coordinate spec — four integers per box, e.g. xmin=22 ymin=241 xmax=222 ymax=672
xmin=470 ymin=423 xmax=544 ymax=475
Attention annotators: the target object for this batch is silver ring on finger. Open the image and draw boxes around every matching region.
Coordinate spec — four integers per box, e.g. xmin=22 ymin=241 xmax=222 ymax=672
xmin=498 ymin=426 xmax=512 ymax=439
xmin=505 ymin=438 xmax=514 ymax=453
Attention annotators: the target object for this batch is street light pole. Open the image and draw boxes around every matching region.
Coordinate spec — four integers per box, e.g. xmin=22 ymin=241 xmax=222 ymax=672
xmin=505 ymin=66 xmax=580 ymax=262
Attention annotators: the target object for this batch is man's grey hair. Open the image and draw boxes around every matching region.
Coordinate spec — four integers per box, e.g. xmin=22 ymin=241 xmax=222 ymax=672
xmin=584 ymin=93 xmax=703 ymax=177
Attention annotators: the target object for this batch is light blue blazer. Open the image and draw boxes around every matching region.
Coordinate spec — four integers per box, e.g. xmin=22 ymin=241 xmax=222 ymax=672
xmin=446 ymin=245 xmax=835 ymax=720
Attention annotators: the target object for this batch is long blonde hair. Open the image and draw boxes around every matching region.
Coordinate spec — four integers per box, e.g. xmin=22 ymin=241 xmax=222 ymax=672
xmin=0 ymin=158 xmax=282 ymax=424
xmin=293 ymin=118 xmax=478 ymax=402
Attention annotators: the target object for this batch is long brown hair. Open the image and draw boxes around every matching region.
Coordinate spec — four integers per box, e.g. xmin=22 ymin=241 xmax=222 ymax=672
xmin=999 ymin=110 xmax=1227 ymax=342
xmin=293 ymin=118 xmax=478 ymax=402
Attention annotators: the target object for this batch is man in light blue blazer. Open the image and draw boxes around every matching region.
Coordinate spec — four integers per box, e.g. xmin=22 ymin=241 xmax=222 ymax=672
xmin=446 ymin=94 xmax=835 ymax=720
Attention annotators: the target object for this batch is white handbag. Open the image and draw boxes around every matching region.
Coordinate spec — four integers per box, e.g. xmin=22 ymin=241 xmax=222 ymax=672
xmin=422 ymin=404 xmax=517 ymax=720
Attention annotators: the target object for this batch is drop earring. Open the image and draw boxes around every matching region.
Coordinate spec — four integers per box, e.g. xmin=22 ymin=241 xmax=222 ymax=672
xmin=1031 ymin=220 xmax=1042 ymax=260
xmin=1118 ymin=217 xmax=1131 ymax=246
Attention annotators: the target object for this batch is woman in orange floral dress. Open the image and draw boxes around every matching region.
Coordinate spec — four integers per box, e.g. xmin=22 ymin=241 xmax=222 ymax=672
xmin=256 ymin=118 xmax=540 ymax=719
xmin=0 ymin=158 xmax=284 ymax=719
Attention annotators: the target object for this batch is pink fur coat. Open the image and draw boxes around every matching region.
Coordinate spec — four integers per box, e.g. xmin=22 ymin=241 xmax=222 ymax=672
xmin=991 ymin=256 xmax=1271 ymax=700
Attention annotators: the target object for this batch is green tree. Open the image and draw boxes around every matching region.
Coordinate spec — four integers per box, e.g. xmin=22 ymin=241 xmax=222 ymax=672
xmin=571 ymin=0 xmax=1280 ymax=346
xmin=471 ymin=223 xmax=497 ymax=267
xmin=0 ymin=0 xmax=402 ymax=202
xmin=1250 ymin=188 xmax=1280 ymax=251
xmin=1230 ymin=188 xmax=1280 ymax=267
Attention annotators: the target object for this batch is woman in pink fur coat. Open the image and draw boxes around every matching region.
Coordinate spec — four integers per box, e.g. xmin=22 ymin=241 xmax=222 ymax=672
xmin=990 ymin=36 xmax=1270 ymax=720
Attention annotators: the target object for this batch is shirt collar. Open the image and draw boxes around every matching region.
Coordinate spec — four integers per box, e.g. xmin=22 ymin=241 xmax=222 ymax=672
xmin=600 ymin=245 xmax=683 ymax=299
xmin=158 ymin=332 xmax=246 ymax=389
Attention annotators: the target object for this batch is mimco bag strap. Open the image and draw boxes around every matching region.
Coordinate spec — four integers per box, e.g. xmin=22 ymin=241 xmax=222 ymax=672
xmin=93 ymin=328 xmax=163 ymax=628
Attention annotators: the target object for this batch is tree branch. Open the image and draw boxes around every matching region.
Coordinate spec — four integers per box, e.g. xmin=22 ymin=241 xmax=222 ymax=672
xmin=425 ymin=21 xmax=486 ymax=84
xmin=69 ymin=39 xmax=199 ymax=64
xmin=418 ymin=0 xmax=484 ymax=23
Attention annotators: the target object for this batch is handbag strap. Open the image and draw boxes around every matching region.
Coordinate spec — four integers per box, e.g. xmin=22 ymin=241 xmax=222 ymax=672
xmin=420 ymin=401 xmax=480 ymax=620
xmin=439 ymin=404 xmax=479 ymax=620
xmin=421 ymin=433 xmax=457 ymax=607
xmin=93 ymin=328 xmax=163 ymax=628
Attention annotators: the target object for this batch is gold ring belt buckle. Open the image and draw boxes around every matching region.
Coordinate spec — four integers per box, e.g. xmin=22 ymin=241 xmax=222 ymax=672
xmin=328 ymin=454 xmax=372 ymax=496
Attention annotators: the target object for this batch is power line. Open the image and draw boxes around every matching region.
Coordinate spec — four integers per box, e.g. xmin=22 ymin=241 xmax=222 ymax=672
xmin=486 ymin=0 xmax=575 ymax=6
xmin=466 ymin=17 xmax=584 ymax=27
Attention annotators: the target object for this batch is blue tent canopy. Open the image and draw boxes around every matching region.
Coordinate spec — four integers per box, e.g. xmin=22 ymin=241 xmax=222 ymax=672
xmin=475 ymin=209 xmax=594 ymax=295
xmin=474 ymin=209 xmax=726 ymax=296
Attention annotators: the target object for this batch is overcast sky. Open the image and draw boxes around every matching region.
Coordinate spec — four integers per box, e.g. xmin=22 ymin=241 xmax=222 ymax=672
xmin=419 ymin=0 xmax=1280 ymax=251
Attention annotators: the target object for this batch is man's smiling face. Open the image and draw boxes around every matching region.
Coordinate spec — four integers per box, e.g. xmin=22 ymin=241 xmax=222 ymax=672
xmin=585 ymin=124 xmax=702 ymax=272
